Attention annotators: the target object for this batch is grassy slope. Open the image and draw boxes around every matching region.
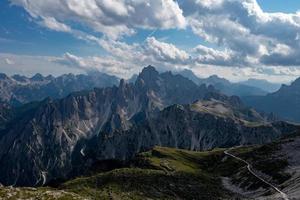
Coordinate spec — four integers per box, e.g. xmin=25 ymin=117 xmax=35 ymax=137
xmin=60 ymin=147 xmax=232 ymax=200
xmin=0 ymin=135 xmax=296 ymax=200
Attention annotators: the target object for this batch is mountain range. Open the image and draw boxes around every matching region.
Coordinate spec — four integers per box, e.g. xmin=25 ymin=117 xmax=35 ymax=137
xmin=243 ymin=77 xmax=300 ymax=122
xmin=175 ymin=69 xmax=300 ymax=123
xmin=0 ymin=72 xmax=119 ymax=106
xmin=0 ymin=68 xmax=281 ymax=108
xmin=177 ymin=69 xmax=271 ymax=97
xmin=128 ymin=69 xmax=281 ymax=97
xmin=240 ymin=78 xmax=281 ymax=93
xmin=0 ymin=66 xmax=297 ymax=187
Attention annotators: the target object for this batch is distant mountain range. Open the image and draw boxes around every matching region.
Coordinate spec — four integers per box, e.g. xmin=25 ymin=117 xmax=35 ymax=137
xmin=240 ymin=78 xmax=281 ymax=93
xmin=0 ymin=68 xmax=282 ymax=108
xmin=0 ymin=66 xmax=297 ymax=187
xmin=243 ymin=77 xmax=300 ymax=122
xmin=128 ymin=69 xmax=281 ymax=97
xmin=0 ymin=72 xmax=119 ymax=106
xmin=176 ymin=69 xmax=273 ymax=97
xmin=175 ymin=69 xmax=300 ymax=122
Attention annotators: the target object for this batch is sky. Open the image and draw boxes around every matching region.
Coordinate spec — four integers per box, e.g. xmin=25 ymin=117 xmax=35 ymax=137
xmin=1 ymin=0 xmax=300 ymax=83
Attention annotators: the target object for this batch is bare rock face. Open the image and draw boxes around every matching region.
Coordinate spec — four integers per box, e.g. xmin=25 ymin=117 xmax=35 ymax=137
xmin=0 ymin=103 xmax=12 ymax=131
xmin=0 ymin=66 xmax=297 ymax=186
xmin=88 ymin=100 xmax=296 ymax=161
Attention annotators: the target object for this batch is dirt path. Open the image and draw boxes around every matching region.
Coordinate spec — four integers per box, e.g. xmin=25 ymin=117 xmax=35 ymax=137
xmin=224 ymin=149 xmax=289 ymax=200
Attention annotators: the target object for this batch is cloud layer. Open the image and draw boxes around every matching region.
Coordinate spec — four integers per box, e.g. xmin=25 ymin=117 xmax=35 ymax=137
xmin=184 ymin=0 xmax=300 ymax=66
xmin=6 ymin=0 xmax=300 ymax=82
xmin=11 ymin=0 xmax=186 ymax=39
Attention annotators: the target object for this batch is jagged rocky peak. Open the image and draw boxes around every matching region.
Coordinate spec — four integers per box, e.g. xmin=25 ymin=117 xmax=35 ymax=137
xmin=208 ymin=75 xmax=220 ymax=80
xmin=117 ymin=78 xmax=133 ymax=99
xmin=88 ymin=70 xmax=109 ymax=78
xmin=30 ymin=73 xmax=45 ymax=82
xmin=178 ymin=69 xmax=201 ymax=84
xmin=119 ymin=78 xmax=126 ymax=88
xmin=12 ymin=74 xmax=28 ymax=82
xmin=45 ymin=74 xmax=55 ymax=80
xmin=205 ymin=75 xmax=231 ymax=85
xmin=0 ymin=73 xmax=10 ymax=80
xmin=275 ymin=77 xmax=300 ymax=94
xmin=139 ymin=65 xmax=159 ymax=77
xmin=136 ymin=66 xmax=159 ymax=83
xmin=181 ymin=69 xmax=195 ymax=76
xmin=61 ymin=73 xmax=76 ymax=80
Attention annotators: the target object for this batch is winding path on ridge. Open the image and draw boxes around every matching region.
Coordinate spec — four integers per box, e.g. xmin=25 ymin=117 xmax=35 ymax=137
xmin=224 ymin=149 xmax=289 ymax=200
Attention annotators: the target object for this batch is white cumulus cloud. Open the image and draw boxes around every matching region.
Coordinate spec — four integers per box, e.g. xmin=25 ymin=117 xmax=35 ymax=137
xmin=6 ymin=0 xmax=300 ymax=82
xmin=144 ymin=37 xmax=190 ymax=65
xmin=10 ymin=0 xmax=186 ymax=39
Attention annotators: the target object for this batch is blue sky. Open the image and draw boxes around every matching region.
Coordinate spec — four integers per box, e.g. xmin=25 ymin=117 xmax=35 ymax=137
xmin=0 ymin=0 xmax=104 ymax=56
xmin=1 ymin=0 xmax=300 ymax=83
xmin=1 ymin=0 xmax=298 ymax=56
xmin=0 ymin=0 xmax=205 ymax=56
xmin=258 ymin=0 xmax=300 ymax=13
